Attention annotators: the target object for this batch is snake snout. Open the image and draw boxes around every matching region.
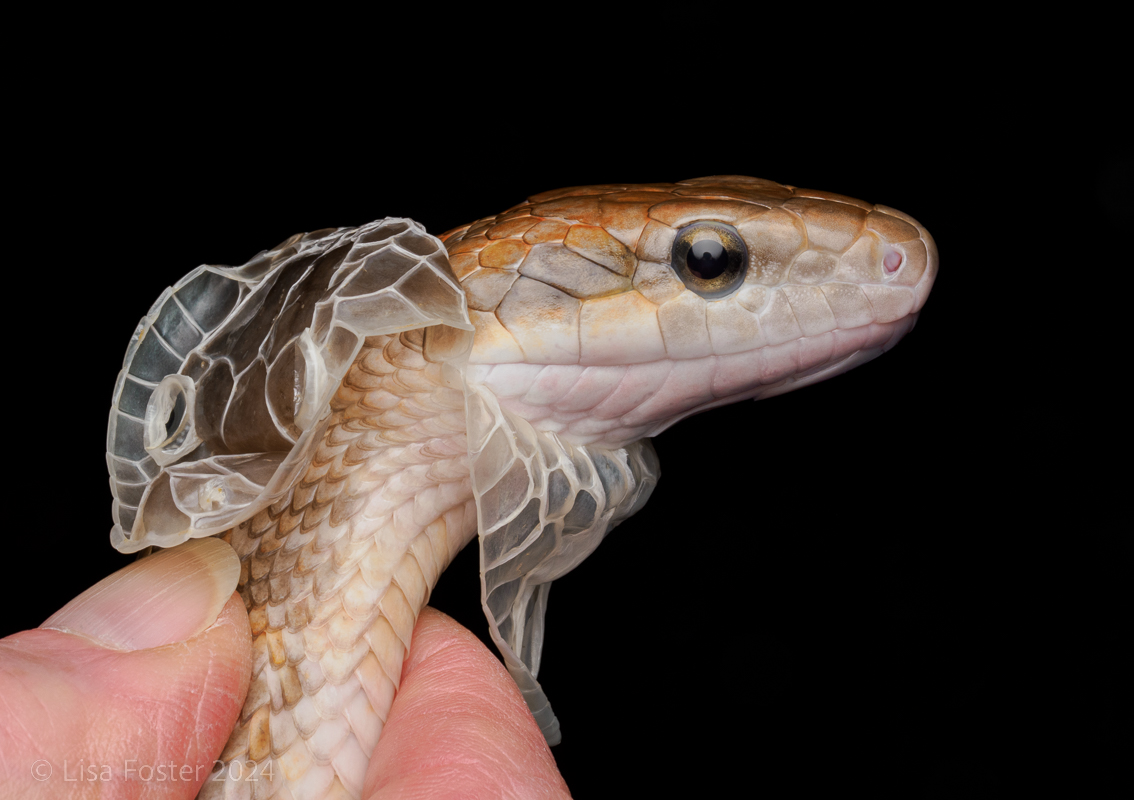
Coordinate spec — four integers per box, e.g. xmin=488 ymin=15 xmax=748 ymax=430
xmin=872 ymin=204 xmax=938 ymax=315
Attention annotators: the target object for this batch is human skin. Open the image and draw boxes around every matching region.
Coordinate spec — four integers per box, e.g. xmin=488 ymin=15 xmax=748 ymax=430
xmin=0 ymin=540 xmax=567 ymax=799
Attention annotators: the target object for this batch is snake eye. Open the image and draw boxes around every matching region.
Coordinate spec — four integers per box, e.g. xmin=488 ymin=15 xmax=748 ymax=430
xmin=671 ymin=222 xmax=748 ymax=298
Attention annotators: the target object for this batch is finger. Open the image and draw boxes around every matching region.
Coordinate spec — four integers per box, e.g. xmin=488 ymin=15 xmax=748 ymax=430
xmin=0 ymin=539 xmax=251 ymax=799
xmin=364 ymin=607 xmax=570 ymax=800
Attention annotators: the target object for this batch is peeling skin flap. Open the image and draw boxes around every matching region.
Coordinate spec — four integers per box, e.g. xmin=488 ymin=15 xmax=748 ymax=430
xmin=466 ymin=382 xmax=659 ymax=744
xmin=107 ymin=218 xmax=471 ymax=554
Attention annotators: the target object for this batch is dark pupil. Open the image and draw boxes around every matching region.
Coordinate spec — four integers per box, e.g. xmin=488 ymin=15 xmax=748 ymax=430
xmin=687 ymin=239 xmax=727 ymax=279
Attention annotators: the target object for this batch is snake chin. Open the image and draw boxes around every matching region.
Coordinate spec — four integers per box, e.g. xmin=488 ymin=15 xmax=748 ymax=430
xmin=640 ymin=338 xmax=888 ymax=441
xmin=481 ymin=315 xmax=919 ymax=451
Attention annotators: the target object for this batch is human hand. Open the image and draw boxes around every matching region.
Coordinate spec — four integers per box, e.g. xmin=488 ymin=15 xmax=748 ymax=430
xmin=0 ymin=539 xmax=568 ymax=799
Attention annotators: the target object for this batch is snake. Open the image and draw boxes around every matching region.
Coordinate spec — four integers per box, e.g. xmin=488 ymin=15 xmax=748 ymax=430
xmin=105 ymin=175 xmax=937 ymax=799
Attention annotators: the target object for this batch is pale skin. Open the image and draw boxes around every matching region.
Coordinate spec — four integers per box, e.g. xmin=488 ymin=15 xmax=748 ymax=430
xmin=0 ymin=540 xmax=569 ymax=799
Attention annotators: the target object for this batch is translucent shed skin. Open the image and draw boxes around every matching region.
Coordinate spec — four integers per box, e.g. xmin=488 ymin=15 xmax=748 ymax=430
xmin=106 ymin=176 xmax=937 ymax=799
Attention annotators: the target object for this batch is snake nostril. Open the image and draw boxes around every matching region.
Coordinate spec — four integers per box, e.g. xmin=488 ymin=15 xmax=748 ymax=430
xmin=883 ymin=248 xmax=903 ymax=274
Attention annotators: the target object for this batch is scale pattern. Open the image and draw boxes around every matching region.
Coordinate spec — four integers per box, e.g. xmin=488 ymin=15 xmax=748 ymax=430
xmin=200 ymin=332 xmax=478 ymax=799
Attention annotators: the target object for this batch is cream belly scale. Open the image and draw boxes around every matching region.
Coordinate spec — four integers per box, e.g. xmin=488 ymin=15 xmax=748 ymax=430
xmin=105 ymin=176 xmax=938 ymax=799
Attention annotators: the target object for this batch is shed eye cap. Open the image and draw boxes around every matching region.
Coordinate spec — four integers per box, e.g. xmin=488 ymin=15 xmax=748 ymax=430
xmin=143 ymin=374 xmax=201 ymax=467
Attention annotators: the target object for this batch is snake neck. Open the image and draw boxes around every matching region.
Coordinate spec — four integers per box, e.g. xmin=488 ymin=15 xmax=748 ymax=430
xmin=208 ymin=329 xmax=479 ymax=800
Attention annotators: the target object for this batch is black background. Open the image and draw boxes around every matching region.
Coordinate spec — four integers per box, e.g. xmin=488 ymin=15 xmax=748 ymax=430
xmin=4 ymin=65 xmax=1127 ymax=799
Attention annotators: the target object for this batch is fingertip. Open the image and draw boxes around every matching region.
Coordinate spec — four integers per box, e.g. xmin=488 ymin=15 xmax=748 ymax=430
xmin=365 ymin=607 xmax=569 ymax=799
xmin=42 ymin=539 xmax=241 ymax=650
xmin=399 ymin=607 xmax=480 ymax=676
xmin=0 ymin=589 xmax=251 ymax=797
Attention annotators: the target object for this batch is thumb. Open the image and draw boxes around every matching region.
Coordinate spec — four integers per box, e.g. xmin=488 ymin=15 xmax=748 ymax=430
xmin=365 ymin=608 xmax=570 ymax=799
xmin=0 ymin=538 xmax=251 ymax=799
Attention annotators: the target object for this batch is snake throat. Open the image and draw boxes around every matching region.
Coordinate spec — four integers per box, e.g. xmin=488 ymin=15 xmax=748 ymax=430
xmin=204 ymin=331 xmax=478 ymax=799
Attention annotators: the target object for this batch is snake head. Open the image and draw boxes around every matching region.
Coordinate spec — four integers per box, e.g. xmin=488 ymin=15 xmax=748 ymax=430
xmin=445 ymin=175 xmax=938 ymax=450
xmin=437 ymin=176 xmax=937 ymax=741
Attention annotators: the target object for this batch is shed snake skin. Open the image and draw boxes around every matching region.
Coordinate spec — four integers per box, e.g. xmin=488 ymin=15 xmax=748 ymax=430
xmin=105 ymin=176 xmax=938 ymax=799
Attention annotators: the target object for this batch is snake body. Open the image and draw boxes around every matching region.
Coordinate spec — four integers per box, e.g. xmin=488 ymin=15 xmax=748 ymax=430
xmin=106 ymin=176 xmax=937 ymax=798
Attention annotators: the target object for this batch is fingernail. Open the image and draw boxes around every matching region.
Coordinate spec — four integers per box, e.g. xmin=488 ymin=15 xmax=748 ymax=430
xmin=42 ymin=538 xmax=241 ymax=650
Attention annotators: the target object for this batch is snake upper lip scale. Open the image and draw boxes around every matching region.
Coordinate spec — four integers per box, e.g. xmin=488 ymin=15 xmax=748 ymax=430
xmin=102 ymin=176 xmax=937 ymax=799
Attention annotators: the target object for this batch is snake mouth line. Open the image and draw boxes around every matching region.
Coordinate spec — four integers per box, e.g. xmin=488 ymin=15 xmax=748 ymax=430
xmin=640 ymin=317 xmax=913 ymax=441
